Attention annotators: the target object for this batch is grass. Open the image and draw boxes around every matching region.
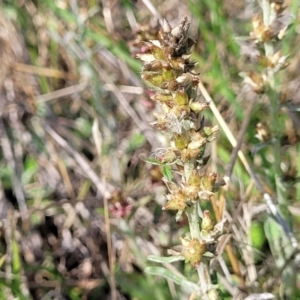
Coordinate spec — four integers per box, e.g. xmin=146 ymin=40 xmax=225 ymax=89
xmin=0 ymin=0 xmax=300 ymax=299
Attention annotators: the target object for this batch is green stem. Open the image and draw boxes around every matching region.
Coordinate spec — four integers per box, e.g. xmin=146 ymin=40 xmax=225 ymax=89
xmin=269 ymin=88 xmax=286 ymax=205
xmin=184 ymin=159 xmax=195 ymax=182
xmin=186 ymin=203 xmax=201 ymax=240
xmin=186 ymin=204 xmax=219 ymax=299
xmin=260 ymin=0 xmax=287 ymax=205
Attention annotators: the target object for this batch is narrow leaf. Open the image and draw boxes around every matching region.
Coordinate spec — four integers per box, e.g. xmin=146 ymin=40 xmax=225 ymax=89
xmin=162 ymin=165 xmax=173 ymax=180
xmin=12 ymin=238 xmax=20 ymax=275
xmin=145 ymin=266 xmax=200 ymax=292
xmin=147 ymin=255 xmax=184 ymax=263
xmin=144 ymin=157 xmax=163 ymax=165
xmin=203 ymin=252 xmax=215 ymax=258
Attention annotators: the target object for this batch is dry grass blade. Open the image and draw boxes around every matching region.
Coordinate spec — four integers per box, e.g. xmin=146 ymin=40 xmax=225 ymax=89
xmin=44 ymin=122 xmax=111 ymax=198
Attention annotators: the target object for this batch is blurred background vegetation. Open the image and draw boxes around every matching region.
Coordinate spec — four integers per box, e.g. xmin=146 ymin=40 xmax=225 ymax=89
xmin=0 ymin=0 xmax=300 ymax=299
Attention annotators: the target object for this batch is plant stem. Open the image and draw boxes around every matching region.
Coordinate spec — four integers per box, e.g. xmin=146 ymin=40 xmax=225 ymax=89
xmin=186 ymin=204 xmax=201 ymax=240
xmin=259 ymin=0 xmax=287 ymax=205
xmin=197 ymin=263 xmax=212 ymax=300
xmin=184 ymin=161 xmax=214 ymax=298
xmin=186 ymin=204 xmax=219 ymax=300
xmin=269 ymin=88 xmax=286 ymax=205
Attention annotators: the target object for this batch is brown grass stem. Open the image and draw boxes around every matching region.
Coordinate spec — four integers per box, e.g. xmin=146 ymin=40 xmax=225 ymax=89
xmin=211 ymin=194 xmax=244 ymax=286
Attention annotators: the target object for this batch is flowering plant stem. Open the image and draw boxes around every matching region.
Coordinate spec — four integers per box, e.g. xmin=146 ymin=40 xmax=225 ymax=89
xmin=259 ymin=0 xmax=287 ymax=205
xmin=248 ymin=1 xmax=298 ymax=297
xmin=138 ymin=18 xmax=225 ymax=299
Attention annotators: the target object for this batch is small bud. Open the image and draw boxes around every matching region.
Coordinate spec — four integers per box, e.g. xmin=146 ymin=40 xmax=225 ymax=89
xmin=142 ymin=73 xmax=164 ymax=89
xmin=163 ymin=189 xmax=186 ymax=211
xmin=170 ymin=105 xmax=190 ymax=118
xmin=143 ymin=60 xmax=163 ymax=72
xmin=158 ymin=149 xmax=178 ymax=164
xmin=174 ymin=134 xmax=189 ymax=150
xmin=251 ymin=15 xmax=271 ymax=42
xmin=152 ymin=115 xmax=169 ymax=131
xmin=190 ymin=101 xmax=210 ymax=113
xmin=258 ymin=51 xmax=288 ymax=71
xmin=167 ymin=80 xmax=179 ymax=91
xmin=242 ymin=71 xmax=267 ymax=93
xmin=162 ymin=66 xmax=178 ymax=82
xmin=203 ymin=125 xmax=219 ymax=137
xmin=180 ymin=148 xmax=191 ymax=162
xmin=187 ymin=170 xmax=201 ymax=186
xmin=200 ymin=172 xmax=217 ymax=192
xmin=181 ymin=148 xmax=203 ymax=162
xmin=183 ymin=185 xmax=199 ymax=200
xmin=170 ymin=57 xmax=186 ymax=70
xmin=149 ymin=43 xmax=164 ymax=60
xmin=152 ymin=92 xmax=173 ymax=104
xmin=174 ymin=88 xmax=189 ymax=105
xmin=180 ymin=237 xmax=206 ymax=267
xmin=201 ymin=210 xmax=215 ymax=232
xmin=163 ymin=199 xmax=186 ymax=211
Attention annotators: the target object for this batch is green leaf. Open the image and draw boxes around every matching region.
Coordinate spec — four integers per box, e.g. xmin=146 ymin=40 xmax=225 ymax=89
xmin=250 ymin=221 xmax=266 ymax=250
xmin=116 ymin=271 xmax=170 ymax=300
xmin=144 ymin=157 xmax=163 ymax=165
xmin=147 ymin=255 xmax=184 ymax=264
xmin=203 ymin=252 xmax=215 ymax=258
xmin=128 ymin=133 xmax=146 ymax=151
xmin=145 ymin=266 xmax=200 ymax=292
xmin=22 ymin=157 xmax=39 ymax=185
xmin=264 ymin=217 xmax=296 ymax=297
xmin=12 ymin=238 xmax=21 ymax=275
xmin=162 ymin=165 xmax=173 ymax=180
xmin=264 ymin=217 xmax=287 ymax=268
